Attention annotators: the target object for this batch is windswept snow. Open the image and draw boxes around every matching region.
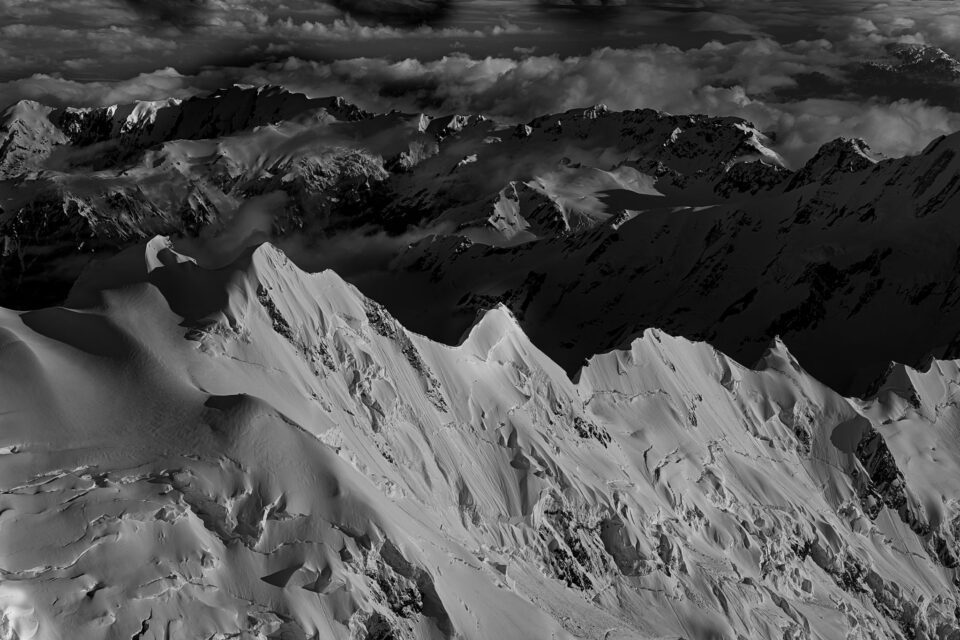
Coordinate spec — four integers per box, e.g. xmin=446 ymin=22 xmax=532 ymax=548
xmin=0 ymin=238 xmax=957 ymax=639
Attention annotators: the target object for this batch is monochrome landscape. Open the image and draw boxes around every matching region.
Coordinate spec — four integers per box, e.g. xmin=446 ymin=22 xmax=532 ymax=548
xmin=2 ymin=1 xmax=960 ymax=639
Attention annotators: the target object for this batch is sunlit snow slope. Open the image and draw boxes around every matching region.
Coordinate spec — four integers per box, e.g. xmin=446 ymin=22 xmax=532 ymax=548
xmin=0 ymin=239 xmax=958 ymax=640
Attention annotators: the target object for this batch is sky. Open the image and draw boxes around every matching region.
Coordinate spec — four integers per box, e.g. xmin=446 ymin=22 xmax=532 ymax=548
xmin=3 ymin=0 xmax=960 ymax=163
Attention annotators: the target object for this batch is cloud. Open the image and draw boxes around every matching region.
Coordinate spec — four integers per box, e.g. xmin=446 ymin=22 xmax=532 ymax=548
xmin=122 ymin=0 xmax=209 ymax=28
xmin=4 ymin=0 xmax=958 ymax=171
xmin=272 ymin=221 xmax=456 ymax=277
xmin=173 ymin=192 xmax=288 ymax=268
xmin=705 ymin=91 xmax=952 ymax=167
xmin=0 ymin=68 xmax=204 ymax=108
xmin=219 ymin=45 xmax=960 ymax=164
xmin=168 ymin=189 xmax=455 ymax=278
xmin=681 ymin=12 xmax=766 ymax=37
xmin=2 ymin=32 xmax=959 ymax=167
xmin=331 ymin=0 xmax=452 ymax=25
xmin=265 ymin=15 xmax=533 ymax=41
xmin=6 ymin=0 xmax=960 ymax=95
xmin=0 ymin=0 xmax=553 ymax=81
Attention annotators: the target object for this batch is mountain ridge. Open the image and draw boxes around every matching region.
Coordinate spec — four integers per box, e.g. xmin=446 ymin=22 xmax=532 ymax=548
xmin=6 ymin=84 xmax=960 ymax=396
xmin=1 ymin=236 xmax=959 ymax=639
xmin=367 ymin=121 xmax=960 ymax=394
xmin=0 ymin=84 xmax=792 ymax=306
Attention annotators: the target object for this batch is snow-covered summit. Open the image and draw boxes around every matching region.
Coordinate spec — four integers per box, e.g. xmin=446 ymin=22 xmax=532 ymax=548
xmin=1 ymin=236 xmax=959 ymax=639
xmin=788 ymin=137 xmax=881 ymax=188
xmin=49 ymin=85 xmax=370 ymax=151
xmin=0 ymin=99 xmax=65 ymax=174
xmin=885 ymin=42 xmax=960 ymax=82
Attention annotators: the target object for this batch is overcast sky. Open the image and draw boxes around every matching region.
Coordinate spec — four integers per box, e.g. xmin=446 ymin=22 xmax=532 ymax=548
xmin=3 ymin=0 xmax=960 ymax=163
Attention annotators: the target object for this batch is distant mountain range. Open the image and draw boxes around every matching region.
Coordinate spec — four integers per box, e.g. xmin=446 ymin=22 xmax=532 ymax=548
xmin=780 ymin=42 xmax=960 ymax=109
xmin=6 ymin=81 xmax=960 ymax=393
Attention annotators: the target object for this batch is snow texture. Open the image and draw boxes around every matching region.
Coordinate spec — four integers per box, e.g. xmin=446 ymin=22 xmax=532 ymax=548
xmin=0 ymin=237 xmax=957 ymax=640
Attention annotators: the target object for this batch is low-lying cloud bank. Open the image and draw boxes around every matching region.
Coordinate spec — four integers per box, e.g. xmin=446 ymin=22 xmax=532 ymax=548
xmin=5 ymin=1 xmax=960 ymax=165
xmin=5 ymin=41 xmax=960 ymax=165
xmin=260 ymin=47 xmax=960 ymax=165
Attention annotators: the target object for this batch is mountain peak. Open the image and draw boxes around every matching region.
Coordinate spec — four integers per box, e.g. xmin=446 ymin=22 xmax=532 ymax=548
xmin=755 ymin=335 xmax=805 ymax=374
xmin=788 ymin=136 xmax=880 ymax=188
xmin=0 ymin=99 xmax=57 ymax=137
xmin=211 ymin=83 xmax=295 ymax=99
xmin=457 ymin=303 xmax=551 ymax=368
xmin=887 ymin=42 xmax=960 ymax=75
xmin=2 ymin=99 xmax=52 ymax=120
xmin=0 ymin=99 xmax=65 ymax=174
xmin=861 ymin=43 xmax=960 ymax=88
xmin=143 ymin=236 xmax=197 ymax=272
xmin=461 ymin=303 xmax=521 ymax=342
xmin=248 ymin=241 xmax=299 ymax=281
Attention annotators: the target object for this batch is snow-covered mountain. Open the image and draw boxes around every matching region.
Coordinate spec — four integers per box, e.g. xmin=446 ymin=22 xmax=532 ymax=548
xmin=852 ymin=43 xmax=960 ymax=108
xmin=0 ymin=100 xmax=69 ymax=176
xmin=6 ymin=84 xmax=960 ymax=394
xmin=2 ymin=86 xmax=367 ymax=171
xmin=777 ymin=43 xmax=960 ymax=116
xmin=0 ymin=86 xmax=387 ymax=305
xmin=1 ymin=236 xmax=958 ymax=640
xmin=0 ymin=87 xmax=786 ymax=303
xmin=867 ymin=43 xmax=960 ymax=87
xmin=361 ymin=130 xmax=960 ymax=395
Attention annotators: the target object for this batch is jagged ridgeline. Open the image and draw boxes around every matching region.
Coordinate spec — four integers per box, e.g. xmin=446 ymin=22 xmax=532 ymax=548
xmin=5 ymin=84 xmax=960 ymax=391
xmin=0 ymin=236 xmax=958 ymax=640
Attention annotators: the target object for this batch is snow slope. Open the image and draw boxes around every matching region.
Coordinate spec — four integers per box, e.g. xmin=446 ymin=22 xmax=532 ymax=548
xmin=0 ymin=238 xmax=957 ymax=639
xmin=365 ymin=131 xmax=960 ymax=394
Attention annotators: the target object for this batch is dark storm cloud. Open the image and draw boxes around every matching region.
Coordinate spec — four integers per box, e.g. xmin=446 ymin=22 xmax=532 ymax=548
xmin=536 ymin=0 xmax=627 ymax=18
xmin=123 ymin=0 xmax=210 ymax=27
xmin=107 ymin=0 xmax=893 ymax=40
xmin=331 ymin=0 xmax=454 ymax=25
xmin=259 ymin=48 xmax=958 ymax=164
xmin=3 ymin=0 xmax=960 ymax=169
xmin=2 ymin=0 xmax=942 ymax=83
xmin=7 ymin=36 xmax=956 ymax=167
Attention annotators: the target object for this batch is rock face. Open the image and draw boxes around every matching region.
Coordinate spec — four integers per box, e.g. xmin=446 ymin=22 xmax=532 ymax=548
xmin=0 ymin=237 xmax=958 ymax=640
xmin=0 ymin=87 xmax=387 ymax=306
xmin=0 ymin=89 xmax=785 ymax=306
xmin=8 ymin=84 xmax=960 ymax=395
xmin=363 ymin=127 xmax=960 ymax=395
